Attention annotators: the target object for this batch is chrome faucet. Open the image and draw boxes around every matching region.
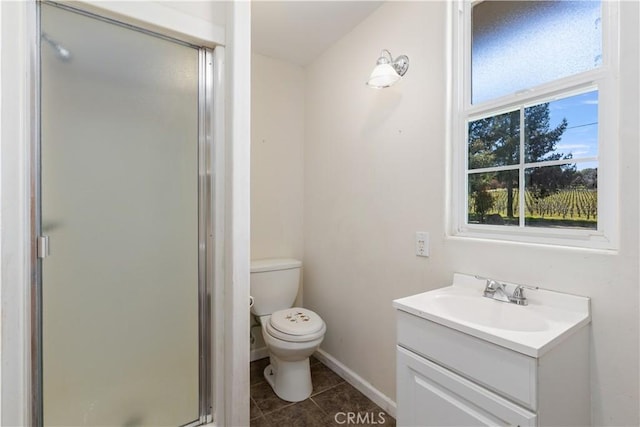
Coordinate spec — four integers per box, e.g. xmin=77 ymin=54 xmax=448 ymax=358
xmin=483 ymin=279 xmax=528 ymax=306
xmin=510 ymin=285 xmax=528 ymax=305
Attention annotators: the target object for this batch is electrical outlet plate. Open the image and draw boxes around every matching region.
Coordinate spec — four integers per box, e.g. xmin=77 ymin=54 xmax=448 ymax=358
xmin=416 ymin=232 xmax=429 ymax=257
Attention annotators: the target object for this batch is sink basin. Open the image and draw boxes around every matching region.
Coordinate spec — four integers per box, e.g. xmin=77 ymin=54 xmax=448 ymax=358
xmin=393 ymin=273 xmax=591 ymax=357
xmin=431 ymin=294 xmax=549 ymax=332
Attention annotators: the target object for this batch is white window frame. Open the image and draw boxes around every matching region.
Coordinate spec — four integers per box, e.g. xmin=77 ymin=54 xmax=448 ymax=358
xmin=449 ymin=0 xmax=620 ymax=250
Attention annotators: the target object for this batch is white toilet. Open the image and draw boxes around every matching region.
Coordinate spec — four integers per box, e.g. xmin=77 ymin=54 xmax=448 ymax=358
xmin=250 ymin=258 xmax=326 ymax=402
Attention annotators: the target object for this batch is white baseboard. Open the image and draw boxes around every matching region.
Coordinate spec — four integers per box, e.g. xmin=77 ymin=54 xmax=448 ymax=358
xmin=314 ymin=348 xmax=397 ymax=418
xmin=250 ymin=346 xmax=269 ymax=362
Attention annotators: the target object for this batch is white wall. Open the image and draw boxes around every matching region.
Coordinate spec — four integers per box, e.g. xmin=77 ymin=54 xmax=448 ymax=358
xmin=303 ymin=2 xmax=639 ymax=426
xmin=80 ymin=1 xmax=226 ymax=47
xmin=251 ymin=53 xmax=305 ymax=262
xmin=224 ymin=3 xmax=252 ymax=425
xmin=0 ymin=2 xmax=31 ymax=425
xmin=304 ymin=0 xmax=449 ymax=407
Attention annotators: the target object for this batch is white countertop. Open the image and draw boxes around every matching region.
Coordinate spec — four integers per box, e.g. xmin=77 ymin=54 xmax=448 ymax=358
xmin=393 ymin=273 xmax=591 ymax=357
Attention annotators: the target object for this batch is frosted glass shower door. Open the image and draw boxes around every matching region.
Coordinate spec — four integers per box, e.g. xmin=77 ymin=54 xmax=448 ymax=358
xmin=40 ymin=4 xmax=202 ymax=426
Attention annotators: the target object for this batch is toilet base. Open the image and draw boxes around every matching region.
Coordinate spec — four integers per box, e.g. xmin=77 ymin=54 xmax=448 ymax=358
xmin=263 ymin=358 xmax=312 ymax=402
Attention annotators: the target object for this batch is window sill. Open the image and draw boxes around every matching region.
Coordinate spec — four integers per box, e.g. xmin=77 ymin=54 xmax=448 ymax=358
xmin=448 ymin=226 xmax=618 ymax=253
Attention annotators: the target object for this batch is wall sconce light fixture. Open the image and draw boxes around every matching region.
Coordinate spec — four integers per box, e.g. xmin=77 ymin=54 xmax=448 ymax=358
xmin=366 ymin=49 xmax=409 ymax=89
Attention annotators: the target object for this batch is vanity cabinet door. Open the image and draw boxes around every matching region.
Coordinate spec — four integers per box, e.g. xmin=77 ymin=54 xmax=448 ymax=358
xmin=397 ymin=347 xmax=537 ymax=427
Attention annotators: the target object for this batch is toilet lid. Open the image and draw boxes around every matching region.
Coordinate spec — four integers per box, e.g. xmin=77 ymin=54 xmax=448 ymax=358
xmin=269 ymin=308 xmax=324 ymax=336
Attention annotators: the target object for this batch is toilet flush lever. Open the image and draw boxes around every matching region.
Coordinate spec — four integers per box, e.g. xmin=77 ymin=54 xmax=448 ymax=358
xmin=37 ymin=235 xmax=50 ymax=259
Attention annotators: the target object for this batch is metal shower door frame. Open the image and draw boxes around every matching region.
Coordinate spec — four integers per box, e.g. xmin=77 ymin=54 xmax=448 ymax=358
xmin=30 ymin=2 xmax=214 ymax=426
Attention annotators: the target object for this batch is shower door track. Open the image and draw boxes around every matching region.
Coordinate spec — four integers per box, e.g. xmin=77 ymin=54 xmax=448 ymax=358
xmin=30 ymin=2 xmax=214 ymax=426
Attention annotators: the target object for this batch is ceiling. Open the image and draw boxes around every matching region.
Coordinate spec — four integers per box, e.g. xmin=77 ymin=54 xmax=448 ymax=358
xmin=251 ymin=1 xmax=384 ymax=66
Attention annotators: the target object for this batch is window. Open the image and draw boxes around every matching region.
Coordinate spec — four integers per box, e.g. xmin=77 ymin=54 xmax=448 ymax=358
xmin=451 ymin=0 xmax=618 ymax=249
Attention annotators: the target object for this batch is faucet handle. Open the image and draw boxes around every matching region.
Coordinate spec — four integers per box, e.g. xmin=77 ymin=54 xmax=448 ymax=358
xmin=510 ymin=286 xmax=528 ymax=305
xmin=483 ymin=279 xmax=499 ymax=296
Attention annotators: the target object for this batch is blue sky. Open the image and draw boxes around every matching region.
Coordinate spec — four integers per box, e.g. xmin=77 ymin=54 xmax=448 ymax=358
xmin=544 ymin=90 xmax=598 ymax=170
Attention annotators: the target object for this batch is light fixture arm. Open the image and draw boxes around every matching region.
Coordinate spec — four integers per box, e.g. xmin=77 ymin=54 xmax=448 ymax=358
xmin=377 ymin=49 xmax=409 ymax=77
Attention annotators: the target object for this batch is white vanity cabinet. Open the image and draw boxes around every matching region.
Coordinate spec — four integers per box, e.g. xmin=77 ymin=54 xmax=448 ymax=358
xmin=394 ymin=274 xmax=591 ymax=427
xmin=397 ymin=346 xmax=536 ymax=427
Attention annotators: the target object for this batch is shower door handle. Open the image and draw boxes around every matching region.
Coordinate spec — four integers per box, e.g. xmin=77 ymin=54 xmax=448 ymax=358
xmin=38 ymin=235 xmax=50 ymax=259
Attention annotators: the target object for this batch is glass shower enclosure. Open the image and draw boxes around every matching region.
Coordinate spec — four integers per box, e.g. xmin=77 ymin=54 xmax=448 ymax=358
xmin=37 ymin=3 xmax=211 ymax=425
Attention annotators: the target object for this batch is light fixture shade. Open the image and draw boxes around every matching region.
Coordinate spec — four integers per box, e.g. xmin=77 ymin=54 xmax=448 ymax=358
xmin=366 ymin=50 xmax=409 ymax=89
xmin=367 ymin=63 xmax=401 ymax=89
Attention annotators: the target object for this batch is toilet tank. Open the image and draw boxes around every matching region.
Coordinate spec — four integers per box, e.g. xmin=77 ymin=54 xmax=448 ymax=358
xmin=250 ymin=258 xmax=302 ymax=316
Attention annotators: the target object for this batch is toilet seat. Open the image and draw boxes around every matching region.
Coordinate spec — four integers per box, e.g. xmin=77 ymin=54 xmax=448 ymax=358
xmin=266 ymin=308 xmax=326 ymax=343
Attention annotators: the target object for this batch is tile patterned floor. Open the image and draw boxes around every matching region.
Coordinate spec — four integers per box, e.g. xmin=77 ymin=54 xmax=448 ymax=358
xmin=250 ymin=356 xmax=395 ymax=427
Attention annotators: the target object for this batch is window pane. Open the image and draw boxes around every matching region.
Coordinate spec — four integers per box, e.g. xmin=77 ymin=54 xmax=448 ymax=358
xmin=468 ymin=110 xmax=520 ymax=169
xmin=524 ymin=163 xmax=597 ymax=229
xmin=472 ymin=1 xmax=602 ymax=104
xmin=468 ymin=171 xmax=519 ymax=226
xmin=525 ymin=91 xmax=598 ymax=163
